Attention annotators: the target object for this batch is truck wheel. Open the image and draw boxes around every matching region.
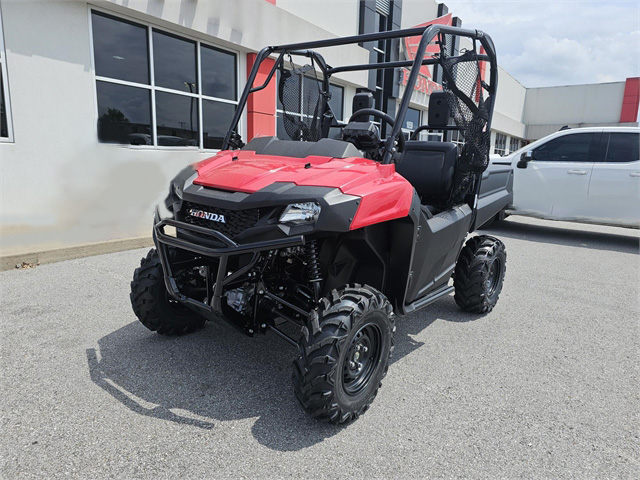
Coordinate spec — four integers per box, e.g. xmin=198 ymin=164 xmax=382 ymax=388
xmin=130 ymin=248 xmax=206 ymax=335
xmin=292 ymin=284 xmax=395 ymax=424
xmin=454 ymin=235 xmax=506 ymax=313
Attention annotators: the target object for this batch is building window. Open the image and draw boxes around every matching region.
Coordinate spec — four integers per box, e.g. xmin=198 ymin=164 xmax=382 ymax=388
xmin=494 ymin=132 xmax=507 ymax=156
xmin=327 ymin=83 xmax=345 ymax=140
xmin=0 ymin=8 xmax=13 ymax=142
xmin=275 ymin=68 xmax=344 ymax=141
xmin=328 ymin=83 xmax=345 ymax=122
xmin=92 ymin=12 xmax=149 ymax=84
xmin=96 ymin=81 xmax=152 ymax=145
xmin=91 ymin=10 xmax=238 ymax=149
xmin=0 ymin=71 xmax=7 ymax=139
xmin=450 ymin=129 xmax=465 ymax=150
xmin=509 ymin=136 xmax=521 ymax=153
xmin=373 ymin=11 xmax=388 ymax=112
xmin=401 ymin=107 xmax=421 ymax=140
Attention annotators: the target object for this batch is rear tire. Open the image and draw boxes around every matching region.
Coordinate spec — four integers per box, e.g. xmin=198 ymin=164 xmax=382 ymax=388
xmin=292 ymin=284 xmax=394 ymax=425
xmin=130 ymin=248 xmax=206 ymax=335
xmin=454 ymin=235 xmax=506 ymax=313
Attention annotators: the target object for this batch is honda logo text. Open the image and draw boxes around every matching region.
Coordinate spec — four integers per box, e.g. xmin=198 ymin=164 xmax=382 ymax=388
xmin=188 ymin=208 xmax=226 ymax=223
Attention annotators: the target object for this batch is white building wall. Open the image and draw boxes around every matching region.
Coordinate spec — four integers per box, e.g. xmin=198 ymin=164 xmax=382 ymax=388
xmin=400 ymin=0 xmax=439 ymax=28
xmin=492 ymin=67 xmax=526 ymax=133
xmin=523 ymin=81 xmax=627 ymax=140
xmin=490 ymin=66 xmax=527 ymax=152
xmin=276 ymin=0 xmax=360 ymax=38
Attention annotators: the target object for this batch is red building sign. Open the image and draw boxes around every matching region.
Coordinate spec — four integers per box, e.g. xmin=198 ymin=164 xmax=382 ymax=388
xmin=400 ymin=13 xmax=454 ymax=95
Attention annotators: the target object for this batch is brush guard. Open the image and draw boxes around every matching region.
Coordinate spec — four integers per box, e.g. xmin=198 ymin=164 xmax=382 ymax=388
xmin=152 ymin=207 xmax=305 ymax=333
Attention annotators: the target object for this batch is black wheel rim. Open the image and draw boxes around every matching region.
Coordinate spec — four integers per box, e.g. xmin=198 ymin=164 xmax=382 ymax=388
xmin=342 ymin=322 xmax=382 ymax=396
xmin=487 ymin=259 xmax=502 ymax=298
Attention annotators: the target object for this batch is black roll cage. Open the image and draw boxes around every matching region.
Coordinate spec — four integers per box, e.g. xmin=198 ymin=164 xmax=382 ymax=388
xmin=222 ymin=24 xmax=498 ymax=165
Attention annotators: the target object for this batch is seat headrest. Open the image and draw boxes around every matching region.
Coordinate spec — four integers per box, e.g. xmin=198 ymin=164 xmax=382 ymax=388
xmin=352 ymin=92 xmax=374 ymax=114
xmin=428 ymin=92 xmax=450 ymax=128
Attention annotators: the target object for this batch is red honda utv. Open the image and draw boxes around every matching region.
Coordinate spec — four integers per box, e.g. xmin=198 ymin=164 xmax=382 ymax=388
xmin=130 ymin=24 xmax=506 ymax=424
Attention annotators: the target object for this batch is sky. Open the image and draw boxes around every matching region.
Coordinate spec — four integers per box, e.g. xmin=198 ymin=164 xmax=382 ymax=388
xmin=441 ymin=0 xmax=640 ymax=88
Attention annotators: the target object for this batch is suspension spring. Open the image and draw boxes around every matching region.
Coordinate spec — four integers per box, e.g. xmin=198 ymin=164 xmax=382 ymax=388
xmin=305 ymin=240 xmax=322 ymax=283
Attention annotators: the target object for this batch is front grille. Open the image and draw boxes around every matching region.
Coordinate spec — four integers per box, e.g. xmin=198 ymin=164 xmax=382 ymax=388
xmin=182 ymin=202 xmax=260 ymax=238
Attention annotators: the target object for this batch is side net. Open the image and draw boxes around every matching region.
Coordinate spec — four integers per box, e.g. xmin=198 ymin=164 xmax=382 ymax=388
xmin=439 ymin=34 xmax=492 ymax=204
xmin=279 ymin=63 xmax=327 ymax=142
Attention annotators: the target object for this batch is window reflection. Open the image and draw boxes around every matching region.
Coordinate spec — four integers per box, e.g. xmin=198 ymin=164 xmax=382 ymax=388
xmin=404 ymin=107 xmax=420 ymax=131
xmin=532 ymin=133 xmax=594 ymax=162
xmin=605 ymin=133 xmax=639 ymax=162
xmin=276 ymin=112 xmax=288 ymax=140
xmin=201 ymin=45 xmax=237 ymax=100
xmin=152 ymin=30 xmax=197 ymax=93
xmin=203 ymin=100 xmax=236 ymax=149
xmin=0 ymin=70 xmax=7 ymax=138
xmin=96 ymin=81 xmax=151 ymax=145
xmin=92 ymin=12 xmax=149 ymax=84
xmin=92 ymin=10 xmax=239 ymax=149
xmin=155 ymin=91 xmax=199 ymax=146
xmin=329 ymin=84 xmax=344 ymax=120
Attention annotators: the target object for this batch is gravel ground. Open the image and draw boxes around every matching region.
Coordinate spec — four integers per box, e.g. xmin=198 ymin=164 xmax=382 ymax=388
xmin=1 ymin=216 xmax=638 ymax=479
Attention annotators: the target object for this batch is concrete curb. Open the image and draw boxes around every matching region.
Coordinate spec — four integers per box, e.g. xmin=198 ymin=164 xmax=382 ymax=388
xmin=1 ymin=236 xmax=154 ymax=271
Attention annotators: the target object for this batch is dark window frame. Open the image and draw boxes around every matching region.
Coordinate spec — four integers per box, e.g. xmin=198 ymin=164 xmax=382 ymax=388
xmin=532 ymin=133 xmax=597 ymax=163
xmin=494 ymin=132 xmax=507 ymax=156
xmin=603 ymin=132 xmax=640 ymax=163
xmin=152 ymin=28 xmax=198 ymax=94
xmin=509 ymin=136 xmax=520 ymax=153
xmin=91 ymin=10 xmax=150 ymax=85
xmin=90 ymin=8 xmax=240 ymax=150
xmin=201 ymin=43 xmax=239 ymax=101
xmin=0 ymin=8 xmax=13 ymax=142
xmin=402 ymin=106 xmax=421 ymax=133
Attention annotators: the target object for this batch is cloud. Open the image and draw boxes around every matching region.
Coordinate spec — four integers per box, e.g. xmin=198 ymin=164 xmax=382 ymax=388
xmin=442 ymin=0 xmax=640 ymax=87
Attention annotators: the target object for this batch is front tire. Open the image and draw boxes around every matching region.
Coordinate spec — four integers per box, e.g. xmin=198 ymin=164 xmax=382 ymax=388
xmin=130 ymin=248 xmax=206 ymax=335
xmin=454 ymin=235 xmax=507 ymax=313
xmin=292 ymin=284 xmax=395 ymax=425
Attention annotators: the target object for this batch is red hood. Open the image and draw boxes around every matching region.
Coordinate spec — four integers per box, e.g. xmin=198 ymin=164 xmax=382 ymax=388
xmin=192 ymin=150 xmax=414 ymax=230
xmin=194 ymin=150 xmax=399 ymax=193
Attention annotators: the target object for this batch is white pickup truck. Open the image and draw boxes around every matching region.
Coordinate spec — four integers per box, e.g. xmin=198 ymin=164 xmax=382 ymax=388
xmin=486 ymin=127 xmax=640 ymax=228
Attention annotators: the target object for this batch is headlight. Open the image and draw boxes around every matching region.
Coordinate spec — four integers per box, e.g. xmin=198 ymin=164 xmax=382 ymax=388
xmin=279 ymin=202 xmax=321 ymax=225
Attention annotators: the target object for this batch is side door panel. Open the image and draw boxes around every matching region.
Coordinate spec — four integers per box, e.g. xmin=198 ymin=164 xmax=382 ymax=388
xmin=404 ymin=204 xmax=473 ymax=304
xmin=588 ymin=132 xmax=640 ymax=226
xmin=476 ymin=161 xmax=513 ymax=227
xmin=512 ymin=132 xmax=599 ymax=219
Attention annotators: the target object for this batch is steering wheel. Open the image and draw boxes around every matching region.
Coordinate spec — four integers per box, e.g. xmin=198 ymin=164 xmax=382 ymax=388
xmin=348 ymin=108 xmax=406 ymax=155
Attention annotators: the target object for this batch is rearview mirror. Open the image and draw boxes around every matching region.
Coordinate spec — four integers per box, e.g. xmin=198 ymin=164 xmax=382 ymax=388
xmin=516 ymin=150 xmax=533 ymax=169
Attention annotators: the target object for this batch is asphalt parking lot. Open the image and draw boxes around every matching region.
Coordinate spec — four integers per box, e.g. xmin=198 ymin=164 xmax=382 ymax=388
xmin=1 ymin=216 xmax=638 ymax=479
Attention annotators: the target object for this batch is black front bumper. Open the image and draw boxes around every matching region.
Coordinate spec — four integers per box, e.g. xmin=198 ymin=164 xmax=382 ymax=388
xmin=152 ymin=207 xmax=305 ymax=319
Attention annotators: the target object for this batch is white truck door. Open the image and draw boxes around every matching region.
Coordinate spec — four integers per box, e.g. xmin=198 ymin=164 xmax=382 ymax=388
xmin=513 ymin=132 xmax=598 ymax=220
xmin=588 ymin=132 xmax=640 ymax=227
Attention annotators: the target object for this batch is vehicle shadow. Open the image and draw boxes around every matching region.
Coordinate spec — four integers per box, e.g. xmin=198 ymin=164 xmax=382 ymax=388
xmin=484 ymin=218 xmax=639 ymax=254
xmin=390 ymin=295 xmax=484 ymax=365
xmin=86 ymin=320 xmax=338 ymax=451
xmin=86 ymin=296 xmax=476 ymax=451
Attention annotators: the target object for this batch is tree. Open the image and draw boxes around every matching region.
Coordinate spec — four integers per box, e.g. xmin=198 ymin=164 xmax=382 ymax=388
xmin=99 ymin=108 xmax=130 ymax=124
